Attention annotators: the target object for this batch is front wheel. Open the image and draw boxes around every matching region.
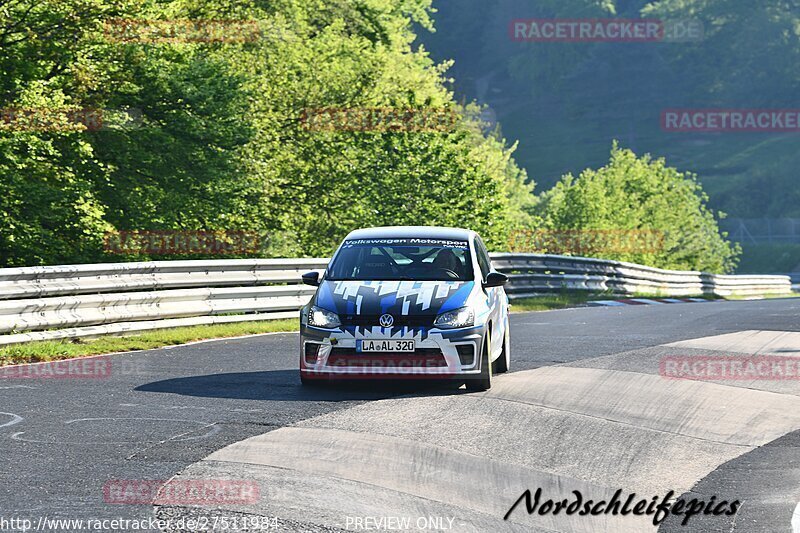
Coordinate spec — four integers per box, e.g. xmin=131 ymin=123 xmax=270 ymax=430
xmin=466 ymin=333 xmax=492 ymax=391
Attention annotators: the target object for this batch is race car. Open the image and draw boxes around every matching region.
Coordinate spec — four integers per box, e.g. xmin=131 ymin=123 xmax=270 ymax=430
xmin=299 ymin=226 xmax=510 ymax=390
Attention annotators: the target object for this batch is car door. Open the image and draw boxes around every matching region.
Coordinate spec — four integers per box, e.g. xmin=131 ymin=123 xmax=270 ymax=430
xmin=474 ymin=236 xmax=505 ymax=358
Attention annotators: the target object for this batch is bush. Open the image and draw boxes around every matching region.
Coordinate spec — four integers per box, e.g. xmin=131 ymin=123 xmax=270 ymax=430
xmin=533 ymin=143 xmax=740 ymax=273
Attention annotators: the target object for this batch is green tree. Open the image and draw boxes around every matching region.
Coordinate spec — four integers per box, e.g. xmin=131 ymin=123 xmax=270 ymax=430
xmin=535 ymin=143 xmax=740 ymax=273
xmin=0 ymin=0 xmax=119 ymax=266
xmin=225 ymin=0 xmax=535 ymax=256
xmin=0 ymin=0 xmax=536 ymax=265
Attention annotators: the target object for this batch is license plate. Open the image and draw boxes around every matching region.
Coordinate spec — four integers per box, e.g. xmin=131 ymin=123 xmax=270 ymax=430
xmin=357 ymin=339 xmax=415 ymax=353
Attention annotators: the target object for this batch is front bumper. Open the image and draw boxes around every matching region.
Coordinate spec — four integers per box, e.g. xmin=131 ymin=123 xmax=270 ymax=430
xmin=299 ymin=322 xmax=486 ymax=380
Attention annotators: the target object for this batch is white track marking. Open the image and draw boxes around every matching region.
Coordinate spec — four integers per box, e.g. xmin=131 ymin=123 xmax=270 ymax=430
xmin=0 ymin=412 xmax=23 ymax=430
xmin=11 ymin=417 xmax=219 ymax=444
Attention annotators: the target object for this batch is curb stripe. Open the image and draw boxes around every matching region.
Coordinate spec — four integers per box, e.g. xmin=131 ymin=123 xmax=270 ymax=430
xmin=589 ymin=298 xmax=715 ymax=307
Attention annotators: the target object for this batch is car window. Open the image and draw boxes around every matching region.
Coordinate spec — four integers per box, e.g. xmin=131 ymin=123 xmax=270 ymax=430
xmin=474 ymin=237 xmax=491 ymax=280
xmin=327 ymin=238 xmax=474 ymax=281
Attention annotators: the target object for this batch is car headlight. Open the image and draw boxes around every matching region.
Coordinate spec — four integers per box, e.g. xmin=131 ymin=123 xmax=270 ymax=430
xmin=308 ymin=305 xmax=341 ymax=329
xmin=434 ymin=306 xmax=474 ymax=329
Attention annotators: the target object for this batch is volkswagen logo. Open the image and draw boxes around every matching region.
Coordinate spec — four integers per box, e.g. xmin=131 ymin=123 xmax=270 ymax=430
xmin=379 ymin=314 xmax=394 ymax=328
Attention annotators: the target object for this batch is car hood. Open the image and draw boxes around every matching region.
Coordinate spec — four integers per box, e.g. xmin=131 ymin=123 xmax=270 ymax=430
xmin=315 ymin=280 xmax=475 ymax=318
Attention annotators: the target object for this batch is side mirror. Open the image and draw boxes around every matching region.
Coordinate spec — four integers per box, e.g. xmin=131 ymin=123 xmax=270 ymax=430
xmin=483 ymin=271 xmax=508 ymax=288
xmin=301 ymin=271 xmax=321 ymax=286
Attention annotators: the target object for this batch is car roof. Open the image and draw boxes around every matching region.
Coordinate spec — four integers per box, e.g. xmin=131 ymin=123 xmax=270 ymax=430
xmin=344 ymin=226 xmax=475 ymax=242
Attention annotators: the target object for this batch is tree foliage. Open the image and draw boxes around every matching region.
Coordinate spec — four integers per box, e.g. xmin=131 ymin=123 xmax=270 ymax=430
xmin=0 ymin=0 xmax=534 ymax=265
xmin=0 ymin=0 xmax=740 ymax=274
xmin=536 ymin=143 xmax=739 ymax=273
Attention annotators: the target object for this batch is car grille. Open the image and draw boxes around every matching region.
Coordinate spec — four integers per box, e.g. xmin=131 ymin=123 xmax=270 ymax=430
xmin=327 ymin=347 xmax=447 ymax=368
xmin=340 ymin=315 xmax=436 ymax=328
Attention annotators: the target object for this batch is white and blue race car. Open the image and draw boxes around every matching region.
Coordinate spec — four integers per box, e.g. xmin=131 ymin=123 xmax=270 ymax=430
xmin=299 ymin=226 xmax=510 ymax=391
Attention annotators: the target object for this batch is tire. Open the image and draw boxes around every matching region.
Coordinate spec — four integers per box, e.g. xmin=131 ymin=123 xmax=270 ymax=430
xmin=494 ymin=321 xmax=510 ymax=374
xmin=300 ymin=374 xmax=317 ymax=387
xmin=466 ymin=332 xmax=492 ymax=391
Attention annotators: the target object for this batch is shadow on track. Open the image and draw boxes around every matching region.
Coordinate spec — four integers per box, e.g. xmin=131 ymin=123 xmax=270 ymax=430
xmin=135 ymin=369 xmax=467 ymax=402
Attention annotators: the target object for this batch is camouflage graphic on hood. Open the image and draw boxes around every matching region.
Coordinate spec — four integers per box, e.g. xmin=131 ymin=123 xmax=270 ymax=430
xmin=315 ymin=280 xmax=474 ymax=339
xmin=317 ymin=280 xmax=472 ymax=315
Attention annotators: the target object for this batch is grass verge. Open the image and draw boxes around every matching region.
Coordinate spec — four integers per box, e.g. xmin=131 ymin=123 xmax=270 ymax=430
xmin=510 ymin=293 xmax=599 ymax=312
xmin=0 ymin=319 xmax=298 ymax=366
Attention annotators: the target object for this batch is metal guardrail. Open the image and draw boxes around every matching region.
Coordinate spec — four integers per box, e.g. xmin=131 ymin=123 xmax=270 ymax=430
xmin=491 ymin=253 xmax=793 ymax=299
xmin=0 ymin=259 xmax=327 ymax=346
xmin=0 ymin=255 xmax=791 ymax=346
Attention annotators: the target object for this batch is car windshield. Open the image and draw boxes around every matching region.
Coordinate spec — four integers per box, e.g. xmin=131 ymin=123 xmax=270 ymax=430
xmin=326 ymin=238 xmax=474 ymax=281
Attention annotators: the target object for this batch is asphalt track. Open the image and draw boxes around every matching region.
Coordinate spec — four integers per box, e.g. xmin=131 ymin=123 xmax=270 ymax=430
xmin=2 ymin=298 xmax=800 ymax=532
